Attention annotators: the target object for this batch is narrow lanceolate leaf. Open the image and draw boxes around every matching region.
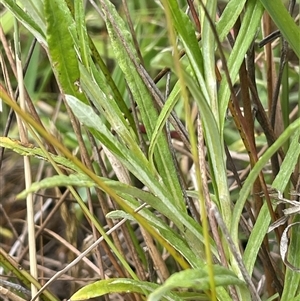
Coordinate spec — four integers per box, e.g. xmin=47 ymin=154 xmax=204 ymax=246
xmin=0 ymin=137 xmax=81 ymax=173
xmin=180 ymin=68 xmax=231 ymax=220
xmin=218 ymin=0 xmax=264 ymax=130
xmin=44 ymin=0 xmax=84 ymax=101
xmin=148 ymin=82 xmax=181 ymax=167
xmin=74 ymin=0 xmax=90 ymax=69
xmin=148 ymin=267 xmax=246 ymax=301
xmin=243 ymin=203 xmax=270 ymax=275
xmin=18 ymin=0 xmax=46 ymax=36
xmin=100 ymin=0 xmax=186 ymax=211
xmin=70 ymin=278 xmax=181 ymax=301
xmin=216 ymin=0 xmax=247 ymax=42
xmin=231 ymin=117 xmax=300 ymax=243
xmin=164 ymin=0 xmax=210 ymax=104
xmin=272 ymin=129 xmax=300 ymax=192
xmin=202 ymin=0 xmax=218 ymax=117
xmin=79 ymin=64 xmax=138 ymax=153
xmin=17 ymin=174 xmax=95 ymax=199
xmin=1 ymin=0 xmax=46 ymax=45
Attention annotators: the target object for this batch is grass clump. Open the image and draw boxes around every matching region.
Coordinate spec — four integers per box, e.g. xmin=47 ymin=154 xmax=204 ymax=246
xmin=0 ymin=1 xmax=299 ymax=301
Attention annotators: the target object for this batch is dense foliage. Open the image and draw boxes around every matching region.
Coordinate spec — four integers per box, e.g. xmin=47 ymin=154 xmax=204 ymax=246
xmin=0 ymin=1 xmax=299 ymax=301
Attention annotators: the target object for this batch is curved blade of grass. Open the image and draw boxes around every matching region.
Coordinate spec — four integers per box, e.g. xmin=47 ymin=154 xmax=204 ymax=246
xmin=107 ymin=179 xmax=220 ymax=257
xmin=106 ymin=181 xmax=219 ymax=260
xmin=107 ymin=209 xmax=205 ymax=269
xmin=216 ymin=0 xmax=247 ymax=42
xmin=148 ymin=267 xmax=246 ymax=301
xmin=272 ymin=129 xmax=300 ymax=192
xmin=88 ymin=54 xmax=136 ymax=131
xmin=231 ymin=117 xmax=300 ymax=243
xmin=74 ymin=0 xmax=90 ymax=69
xmin=0 ymin=137 xmax=82 ymax=173
xmin=259 ymin=0 xmax=300 ymax=58
xmin=101 ymin=0 xmax=185 ymax=211
xmin=105 ymin=190 xmax=209 ymax=267
xmin=70 ymin=278 xmax=181 ymax=301
xmin=65 ymin=95 xmax=154 ymax=182
xmin=21 ymin=0 xmax=45 ymax=32
xmin=218 ymin=0 xmax=264 ymax=130
xmin=180 ymin=68 xmax=231 ymax=224
xmin=148 ymin=81 xmax=181 ymax=166
xmin=79 ymin=64 xmax=137 ymax=149
xmin=164 ymin=0 xmax=209 ymax=103
xmin=1 ymin=0 xmax=46 ymax=45
xmin=243 ymin=203 xmax=270 ymax=274
xmin=16 ymin=174 xmax=96 ymax=199
xmin=201 ymin=0 xmax=218 ymax=118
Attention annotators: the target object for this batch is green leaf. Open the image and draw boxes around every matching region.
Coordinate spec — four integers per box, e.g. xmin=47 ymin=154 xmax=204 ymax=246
xmin=106 ymin=210 xmax=135 ymax=221
xmin=105 ymin=179 xmax=216 ymax=260
xmin=78 ymin=64 xmax=137 ymax=151
xmin=243 ymin=203 xmax=271 ymax=274
xmin=231 ymin=117 xmax=300 ymax=245
xmin=74 ymin=0 xmax=90 ymax=69
xmin=272 ymin=129 xmax=300 ymax=192
xmin=19 ymin=0 xmax=45 ymax=35
xmin=102 ymin=0 xmax=186 ymax=211
xmin=266 ymin=294 xmax=280 ymax=301
xmin=180 ymin=68 xmax=231 ymax=224
xmin=148 ymin=266 xmax=245 ymax=301
xmin=259 ymin=0 xmax=300 ymax=58
xmin=69 ymin=278 xmax=181 ymax=301
xmin=1 ymin=0 xmax=46 ymax=44
xmin=216 ymin=0 xmax=247 ymax=42
xmin=17 ymin=174 xmax=95 ymax=199
xmin=218 ymin=0 xmax=264 ymax=129
xmin=164 ymin=0 xmax=209 ymax=103
xmin=148 ymin=81 xmax=181 ymax=166
xmin=103 ymin=190 xmax=206 ymax=268
xmin=65 ymin=95 xmax=163 ymax=198
xmin=65 ymin=94 xmax=125 ymax=157
xmin=0 ymin=137 xmax=82 ymax=173
xmin=202 ymin=0 xmax=218 ymax=117
xmin=44 ymin=0 xmax=84 ymax=101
